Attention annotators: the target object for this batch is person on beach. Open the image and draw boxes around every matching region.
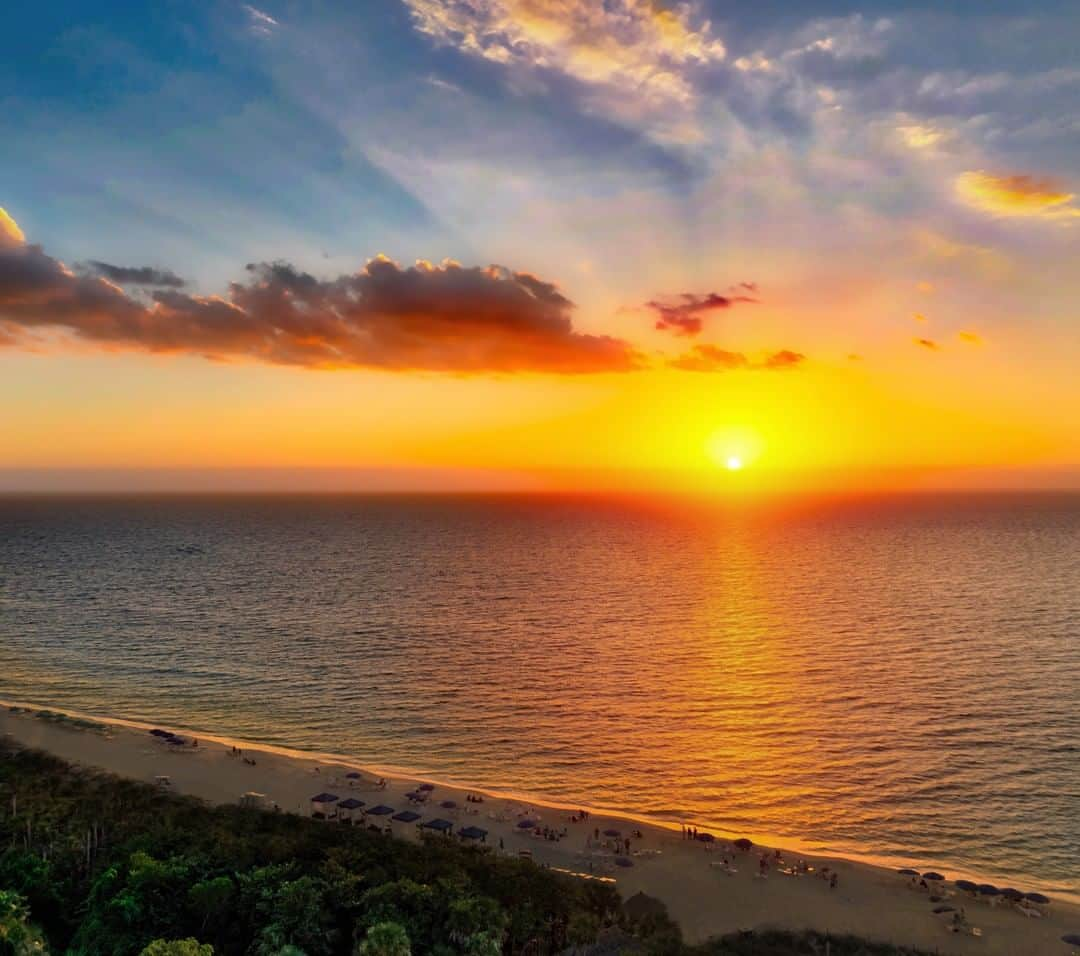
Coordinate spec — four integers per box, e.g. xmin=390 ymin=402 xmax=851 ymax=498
xmin=830 ymin=873 xmax=838 ymax=890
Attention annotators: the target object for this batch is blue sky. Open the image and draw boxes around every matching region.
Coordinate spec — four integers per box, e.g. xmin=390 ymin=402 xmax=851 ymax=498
xmin=1 ymin=0 xmax=1078 ymax=488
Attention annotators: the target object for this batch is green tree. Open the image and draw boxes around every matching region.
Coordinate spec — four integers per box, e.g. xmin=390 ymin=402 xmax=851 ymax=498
xmin=358 ymin=880 xmax=434 ymax=946
xmin=249 ymin=876 xmax=334 ymax=956
xmin=444 ymin=894 xmax=505 ymax=948
xmin=462 ymin=931 xmax=502 ymax=956
xmin=187 ymin=877 xmax=233 ymax=934
xmin=0 ymin=851 xmax=63 ymax=941
xmin=0 ymin=890 xmax=48 ymax=955
xmin=139 ymin=940 xmax=213 ymax=956
xmin=355 ymin=921 xmax=410 ymax=956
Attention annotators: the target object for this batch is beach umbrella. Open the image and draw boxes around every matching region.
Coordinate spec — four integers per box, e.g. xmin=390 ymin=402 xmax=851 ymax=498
xmin=418 ymin=783 xmax=435 ymax=791
xmin=1000 ymin=888 xmax=1024 ymax=901
xmin=696 ymin=832 xmax=716 ymax=843
xmin=1026 ymin=892 xmax=1050 ymax=904
xmin=603 ymin=828 xmax=621 ymax=837
xmin=310 ymin=792 xmax=339 ymax=804
xmin=933 ymin=905 xmax=956 ymax=914
xmin=149 ymin=729 xmax=171 ymax=738
xmin=898 ymin=868 xmax=920 ymax=876
xmin=346 ymin=771 xmax=362 ymax=779
xmin=422 ymin=818 xmax=453 ymax=832
xmin=517 ymin=819 xmax=539 ymax=829
xmin=392 ymin=810 xmax=421 ymax=823
xmin=459 ymin=826 xmax=488 ymax=841
xmin=922 ymin=872 xmax=945 ymax=882
xmin=366 ymin=804 xmax=394 ymax=816
xmin=977 ymin=884 xmax=1000 ymax=896
xmin=615 ymin=857 xmax=634 ymax=868
xmin=1061 ymin=934 xmax=1080 ymax=946
xmin=734 ymin=838 xmax=754 ymax=850
xmin=338 ymin=798 xmax=365 ymax=810
xmin=955 ymin=879 xmax=978 ymax=892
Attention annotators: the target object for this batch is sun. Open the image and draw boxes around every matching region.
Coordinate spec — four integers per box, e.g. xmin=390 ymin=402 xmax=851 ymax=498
xmin=706 ymin=427 xmax=761 ymax=473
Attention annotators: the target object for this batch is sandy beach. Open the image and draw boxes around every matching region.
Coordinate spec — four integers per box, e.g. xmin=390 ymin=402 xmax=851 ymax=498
xmin=2 ymin=702 xmax=1075 ymax=955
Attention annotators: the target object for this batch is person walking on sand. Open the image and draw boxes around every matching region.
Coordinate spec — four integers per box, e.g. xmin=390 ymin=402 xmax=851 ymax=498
xmin=830 ymin=872 xmax=838 ymax=890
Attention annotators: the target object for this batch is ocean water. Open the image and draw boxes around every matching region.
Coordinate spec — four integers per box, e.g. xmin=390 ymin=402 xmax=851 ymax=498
xmin=1 ymin=493 xmax=1077 ymax=896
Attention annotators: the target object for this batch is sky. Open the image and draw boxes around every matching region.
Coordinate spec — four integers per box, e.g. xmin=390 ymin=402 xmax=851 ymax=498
xmin=2 ymin=0 xmax=1079 ymax=494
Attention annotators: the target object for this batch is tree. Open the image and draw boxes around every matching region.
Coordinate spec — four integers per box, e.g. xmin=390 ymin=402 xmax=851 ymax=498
xmin=248 ymin=876 xmax=334 ymax=956
xmin=139 ymin=941 xmax=213 ymax=956
xmin=355 ymin=922 xmax=410 ymax=956
xmin=462 ymin=931 xmax=502 ymax=956
xmin=187 ymin=877 xmax=233 ymax=934
xmin=0 ymin=891 xmax=48 ymax=955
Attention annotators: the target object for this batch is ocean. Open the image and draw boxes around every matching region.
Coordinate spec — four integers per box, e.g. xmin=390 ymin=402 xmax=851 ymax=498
xmin=1 ymin=492 xmax=1077 ymax=897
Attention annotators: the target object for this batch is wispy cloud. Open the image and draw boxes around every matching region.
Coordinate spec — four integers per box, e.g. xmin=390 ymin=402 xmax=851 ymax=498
xmin=81 ymin=261 xmax=187 ymax=288
xmin=956 ymin=170 xmax=1080 ymax=220
xmin=402 ymin=0 xmax=725 ymax=143
xmin=647 ymin=286 xmax=756 ymax=336
xmin=243 ymin=4 xmax=279 ymax=37
xmin=669 ymin=344 xmax=804 ymax=372
xmin=914 ymin=337 xmax=940 ymax=350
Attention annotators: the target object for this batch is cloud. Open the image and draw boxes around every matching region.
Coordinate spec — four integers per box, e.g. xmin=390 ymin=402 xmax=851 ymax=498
xmin=759 ymin=348 xmax=805 ymax=369
xmin=0 ymin=207 xmax=25 ymax=245
xmin=82 ymin=261 xmax=187 ymax=288
xmin=912 ymin=312 xmax=928 ymax=323
xmin=0 ymin=211 xmax=641 ymax=374
xmin=669 ymin=344 xmax=804 ymax=372
xmin=647 ymin=288 xmax=755 ymax=336
xmin=914 ymin=337 xmax=940 ymax=350
xmin=897 ymin=124 xmax=945 ymax=149
xmin=958 ymin=330 xmax=983 ymax=345
xmin=914 ymin=229 xmax=1012 ymax=279
xmin=402 ymin=0 xmax=725 ymax=142
xmin=955 ymin=170 xmax=1080 ymax=220
xmin=243 ymin=5 xmax=279 ymax=36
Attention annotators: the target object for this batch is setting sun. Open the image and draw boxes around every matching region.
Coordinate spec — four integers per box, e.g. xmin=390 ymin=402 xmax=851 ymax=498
xmin=726 ymin=456 xmax=743 ymax=471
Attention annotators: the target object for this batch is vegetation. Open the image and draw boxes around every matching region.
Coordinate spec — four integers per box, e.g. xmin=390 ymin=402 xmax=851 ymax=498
xmin=0 ymin=743 xmax=936 ymax=956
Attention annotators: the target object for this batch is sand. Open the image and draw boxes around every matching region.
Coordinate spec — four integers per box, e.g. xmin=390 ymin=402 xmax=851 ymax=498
xmin=2 ymin=703 xmax=1075 ymax=955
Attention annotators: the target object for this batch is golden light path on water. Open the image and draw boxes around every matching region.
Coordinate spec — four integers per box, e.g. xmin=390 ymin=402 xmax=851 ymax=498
xmin=0 ymin=493 xmax=1077 ymax=899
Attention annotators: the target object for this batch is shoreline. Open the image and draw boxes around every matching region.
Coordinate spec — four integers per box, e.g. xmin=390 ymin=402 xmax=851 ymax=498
xmin=1 ymin=695 xmax=1073 ymax=902
xmin=2 ymin=698 xmax=1077 ymax=954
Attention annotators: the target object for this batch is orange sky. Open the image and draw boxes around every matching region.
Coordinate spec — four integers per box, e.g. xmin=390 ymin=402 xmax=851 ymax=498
xmin=3 ymin=1 xmax=1080 ymax=494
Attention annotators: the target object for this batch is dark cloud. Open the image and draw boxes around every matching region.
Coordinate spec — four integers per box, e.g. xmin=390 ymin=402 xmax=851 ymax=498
xmin=669 ymin=344 xmax=805 ymax=372
xmin=0 ymin=227 xmax=642 ymax=374
xmin=83 ymin=261 xmax=187 ymax=288
xmin=914 ymin=337 xmax=940 ymax=350
xmin=648 ymin=289 xmax=757 ymax=336
xmin=759 ymin=348 xmax=806 ymax=369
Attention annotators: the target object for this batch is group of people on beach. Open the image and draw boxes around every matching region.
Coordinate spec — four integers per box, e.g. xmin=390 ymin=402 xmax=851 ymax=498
xmin=465 ymin=793 xmax=485 ymax=804
xmin=229 ymin=745 xmax=256 ymax=766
